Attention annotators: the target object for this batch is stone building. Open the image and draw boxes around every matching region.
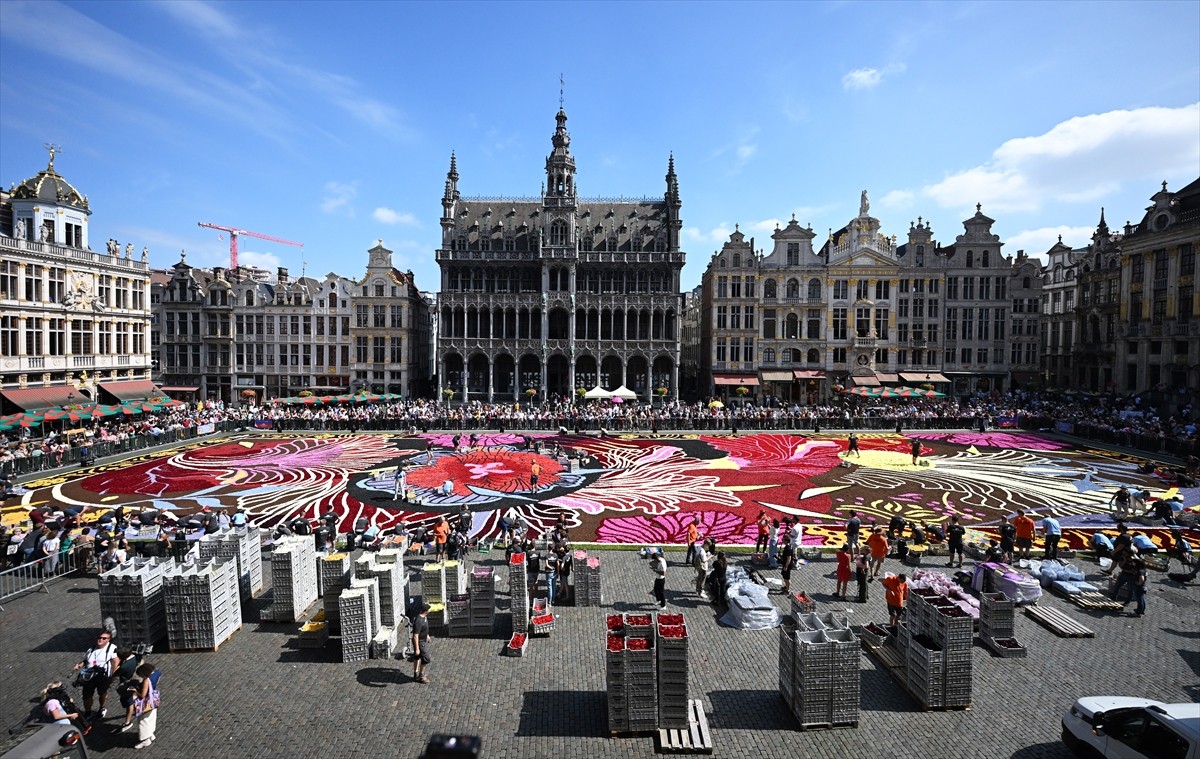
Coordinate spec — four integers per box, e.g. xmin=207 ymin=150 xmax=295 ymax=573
xmin=1038 ymin=236 xmax=1082 ymax=389
xmin=1114 ymin=178 xmax=1199 ymax=407
xmin=348 ymin=242 xmax=432 ymax=397
xmin=0 ymin=150 xmax=154 ymax=413
xmin=434 ymin=108 xmax=685 ymax=403
xmin=700 ymin=193 xmax=1038 ymax=401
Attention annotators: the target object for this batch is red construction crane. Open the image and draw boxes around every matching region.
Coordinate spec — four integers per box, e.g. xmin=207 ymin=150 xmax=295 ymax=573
xmin=197 ymin=222 xmax=303 ymax=271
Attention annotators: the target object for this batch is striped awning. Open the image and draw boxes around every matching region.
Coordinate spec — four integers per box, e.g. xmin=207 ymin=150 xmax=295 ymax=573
xmin=0 ymin=386 xmax=86 ymax=411
xmin=759 ymin=370 xmax=794 ymax=382
xmin=792 ymin=370 xmax=826 ymax=379
xmin=900 ymin=372 xmax=950 ymax=384
xmin=97 ymin=380 xmax=159 ymax=403
xmin=850 ymin=376 xmax=881 ymax=387
xmin=713 ymin=373 xmax=760 ymax=386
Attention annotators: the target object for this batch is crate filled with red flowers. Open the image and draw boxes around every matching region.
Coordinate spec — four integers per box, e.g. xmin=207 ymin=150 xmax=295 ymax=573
xmin=506 ymin=632 xmax=528 ymax=657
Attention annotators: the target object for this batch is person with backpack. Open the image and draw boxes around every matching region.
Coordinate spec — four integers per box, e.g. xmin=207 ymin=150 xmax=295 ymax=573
xmin=73 ymin=629 xmax=119 ymax=720
xmin=114 ymin=648 xmax=140 ymax=731
xmin=131 ymin=662 xmax=161 ymax=749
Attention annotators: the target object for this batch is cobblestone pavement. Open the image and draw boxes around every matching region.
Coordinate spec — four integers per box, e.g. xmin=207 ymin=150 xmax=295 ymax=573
xmin=3 ymin=544 xmax=1198 ymax=759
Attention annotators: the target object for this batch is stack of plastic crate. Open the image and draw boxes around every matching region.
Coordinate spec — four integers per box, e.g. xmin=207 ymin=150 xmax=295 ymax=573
xmin=827 ymin=628 xmax=861 ymax=725
xmin=263 ymin=536 xmax=318 ymax=623
xmin=931 ymin=604 xmax=974 ymax=707
xmin=422 ymin=561 xmax=448 ymax=631
xmin=790 ymin=592 xmax=816 ymax=617
xmin=321 ymin=553 xmax=352 ymax=636
xmin=796 ymin=611 xmax=849 ymax=633
xmin=624 ymin=623 xmax=658 ymax=733
xmin=655 ymin=613 xmax=689 ymax=729
xmin=792 ymin=630 xmax=834 ymax=728
xmin=350 ymin=576 xmax=381 ymax=640
xmin=369 ymin=620 xmax=400 ymax=659
xmin=605 ymin=616 xmax=628 ymax=733
xmin=98 ymin=557 xmax=174 ymax=645
xmin=468 ymin=566 xmax=496 ymax=636
xmin=980 ymin=591 xmax=1024 ymax=658
xmin=906 ymin=632 xmax=945 ymax=708
xmin=163 ymin=557 xmax=240 ymax=651
xmin=778 ymin=618 xmax=799 ymax=710
xmin=447 ymin=594 xmax=471 ymax=637
xmin=338 ymin=587 xmax=371 ymax=662
xmin=509 ymin=553 xmax=529 ymax=633
xmin=575 ymin=554 xmax=603 ymax=606
xmin=374 ymin=549 xmax=406 ymax=627
xmin=198 ymin=528 xmax=264 ymax=601
xmin=445 ymin=559 xmax=467 ymax=596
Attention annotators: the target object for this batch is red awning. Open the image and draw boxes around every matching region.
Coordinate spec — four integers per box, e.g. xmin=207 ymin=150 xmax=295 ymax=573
xmin=713 ymin=374 xmax=760 ymax=386
xmin=1 ymin=385 xmax=87 ymax=411
xmin=792 ymin=370 xmax=826 ymax=379
xmin=97 ymin=380 xmax=159 ymax=403
xmin=850 ymin=376 xmax=881 ymax=387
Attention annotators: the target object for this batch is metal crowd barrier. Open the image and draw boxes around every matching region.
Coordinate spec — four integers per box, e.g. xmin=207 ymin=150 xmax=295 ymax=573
xmin=0 ymin=544 xmax=84 ymax=609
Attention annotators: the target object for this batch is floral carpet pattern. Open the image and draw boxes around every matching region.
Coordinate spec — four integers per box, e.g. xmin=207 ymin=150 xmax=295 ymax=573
xmin=5 ymin=431 xmax=1194 ymax=549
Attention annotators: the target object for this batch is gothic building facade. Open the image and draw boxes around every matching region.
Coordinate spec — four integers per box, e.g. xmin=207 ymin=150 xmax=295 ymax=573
xmin=434 ymin=109 xmax=685 ymax=403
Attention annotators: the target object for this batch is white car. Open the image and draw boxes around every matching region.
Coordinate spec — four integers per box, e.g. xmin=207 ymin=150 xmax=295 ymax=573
xmin=1063 ymin=696 xmax=1200 ymax=759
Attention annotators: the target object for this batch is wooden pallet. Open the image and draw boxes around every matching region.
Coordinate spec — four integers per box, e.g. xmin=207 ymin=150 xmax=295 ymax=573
xmin=1069 ymin=591 xmax=1124 ymax=611
xmin=796 ymin=719 xmax=859 ymax=731
xmin=1024 ymin=605 xmax=1095 ymax=637
xmin=862 ymin=639 xmax=906 ymax=676
xmin=170 ymin=623 xmax=243 ymax=653
xmin=656 ymin=699 xmax=713 ymax=754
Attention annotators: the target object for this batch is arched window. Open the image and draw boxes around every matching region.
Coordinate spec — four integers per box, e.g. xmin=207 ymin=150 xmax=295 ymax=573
xmin=1022 ymin=277 xmax=1031 ymax=289
xmin=791 ymin=348 xmax=804 ymax=363
xmin=244 ymin=291 xmax=254 ymax=307
xmin=785 ymin=313 xmax=799 ymax=339
xmin=719 ymin=258 xmax=727 ymax=268
xmin=807 ymin=278 xmax=821 ymax=300
xmin=763 ymin=348 xmax=776 ymax=364
xmin=982 ymin=250 xmax=990 ymax=267
xmin=764 ymin=279 xmax=777 ymax=299
xmin=806 ymin=349 xmax=819 ymax=364
xmin=966 ymin=250 xmax=974 ymax=267
xmin=732 ymin=253 xmax=741 ymax=267
xmin=786 ymin=278 xmax=800 ymax=299
xmin=549 ymin=219 xmax=568 ymax=247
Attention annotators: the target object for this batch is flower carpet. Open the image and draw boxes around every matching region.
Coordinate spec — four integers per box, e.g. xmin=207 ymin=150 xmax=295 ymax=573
xmin=5 ymin=431 xmax=1195 ymax=550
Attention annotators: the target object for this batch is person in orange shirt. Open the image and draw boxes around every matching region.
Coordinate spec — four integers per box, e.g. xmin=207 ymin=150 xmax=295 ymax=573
xmin=755 ymin=511 xmax=770 ymax=554
xmin=432 ymin=516 xmax=450 ymax=561
xmin=684 ymin=515 xmax=702 ymax=566
xmin=865 ymin=527 xmax=889 ymax=579
xmin=1012 ymin=509 xmax=1037 ymax=561
xmin=881 ymin=572 xmax=908 ymax=626
xmin=530 ymin=462 xmax=542 ymax=491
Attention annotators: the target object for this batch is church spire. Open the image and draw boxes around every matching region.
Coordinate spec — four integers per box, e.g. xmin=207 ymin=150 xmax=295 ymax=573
xmin=665 ymin=153 xmax=680 ymax=208
xmin=443 ymin=152 xmax=459 ymax=201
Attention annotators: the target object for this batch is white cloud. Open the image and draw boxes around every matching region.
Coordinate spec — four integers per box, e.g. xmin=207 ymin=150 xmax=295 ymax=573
xmin=842 ymin=62 xmax=906 ymax=91
xmin=236 ymin=250 xmax=284 ymax=272
xmin=682 ymin=225 xmax=737 ymax=247
xmin=710 ymin=128 xmax=760 ymax=170
xmin=372 ymin=207 xmax=417 ymax=225
xmin=321 ymin=181 xmax=358 ymax=215
xmin=923 ymin=103 xmax=1200 ymax=213
xmin=880 ymin=189 xmax=915 ymax=208
xmin=736 ymin=144 xmax=758 ymax=161
xmin=1005 ymin=225 xmax=1096 ymax=255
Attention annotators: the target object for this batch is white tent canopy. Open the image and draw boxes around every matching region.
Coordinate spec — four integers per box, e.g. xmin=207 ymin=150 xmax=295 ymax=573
xmin=583 ymin=386 xmax=613 ymax=399
xmin=610 ymin=385 xmax=638 ymax=399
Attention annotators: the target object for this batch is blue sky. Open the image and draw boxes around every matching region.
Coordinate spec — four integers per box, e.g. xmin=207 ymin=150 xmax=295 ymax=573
xmin=1 ymin=0 xmax=1197 ymax=292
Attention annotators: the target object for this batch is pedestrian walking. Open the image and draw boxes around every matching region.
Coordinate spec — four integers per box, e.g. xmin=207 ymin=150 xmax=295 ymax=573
xmin=410 ymin=603 xmax=432 ymax=683
xmin=844 ymin=510 xmax=862 ymax=554
xmin=910 ymin=439 xmax=922 ymax=466
xmin=131 ymin=662 xmax=160 ymax=750
xmin=530 ymin=461 xmax=542 ymax=491
xmin=393 ymin=467 xmax=406 ymax=501
xmin=882 ymin=572 xmax=908 ymax=626
xmin=72 ymin=629 xmax=119 ymax=720
xmin=1013 ymin=509 xmax=1036 ymax=561
xmin=854 ymin=553 xmax=870 ymax=603
xmin=650 ymin=547 xmax=667 ymax=608
xmin=865 ymin=527 xmax=888 ymax=579
xmin=693 ymin=538 xmax=711 ymax=599
xmin=779 ymin=540 xmax=796 ymax=596
xmin=767 ymin=519 xmax=780 ymax=568
xmin=847 ymin=433 xmax=860 ymax=457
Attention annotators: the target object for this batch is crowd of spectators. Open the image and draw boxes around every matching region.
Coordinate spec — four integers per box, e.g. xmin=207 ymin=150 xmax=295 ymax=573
xmin=2 ymin=389 xmax=1197 ymax=480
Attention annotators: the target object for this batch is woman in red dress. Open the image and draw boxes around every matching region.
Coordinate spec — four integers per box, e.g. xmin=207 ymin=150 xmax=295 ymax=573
xmin=835 ymin=544 xmax=852 ymax=599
